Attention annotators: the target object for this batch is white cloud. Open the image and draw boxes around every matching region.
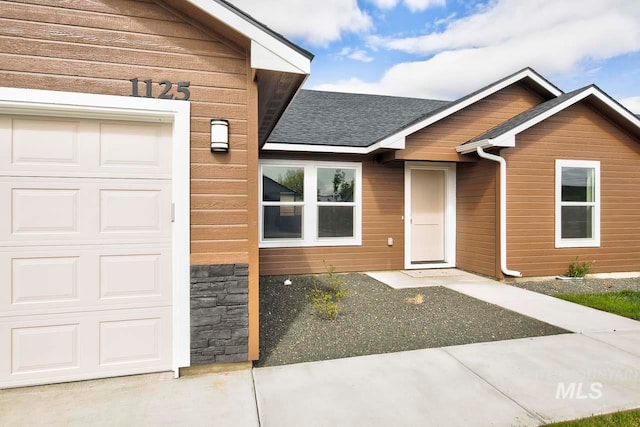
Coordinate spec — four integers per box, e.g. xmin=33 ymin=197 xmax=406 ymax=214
xmin=227 ymin=0 xmax=371 ymax=46
xmin=403 ymin=0 xmax=446 ymax=12
xmin=317 ymin=0 xmax=640 ymax=99
xmin=368 ymin=0 xmax=445 ymax=11
xmin=338 ymin=47 xmax=375 ymax=63
xmin=620 ymin=96 xmax=640 ymax=113
xmin=368 ymin=0 xmax=400 ymax=9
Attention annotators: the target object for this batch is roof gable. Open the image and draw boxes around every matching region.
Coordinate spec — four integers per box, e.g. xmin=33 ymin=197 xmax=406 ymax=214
xmin=182 ymin=0 xmax=312 ymax=74
xmin=264 ymin=67 xmax=562 ymax=154
xmin=457 ymin=85 xmax=640 ymax=154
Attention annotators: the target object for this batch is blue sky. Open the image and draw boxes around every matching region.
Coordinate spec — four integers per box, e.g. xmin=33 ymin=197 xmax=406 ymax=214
xmin=229 ymin=0 xmax=640 ymax=112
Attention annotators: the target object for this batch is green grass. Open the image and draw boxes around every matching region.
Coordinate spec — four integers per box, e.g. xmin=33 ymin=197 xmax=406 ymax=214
xmin=555 ymin=290 xmax=640 ymax=320
xmin=546 ymin=408 xmax=640 ymax=426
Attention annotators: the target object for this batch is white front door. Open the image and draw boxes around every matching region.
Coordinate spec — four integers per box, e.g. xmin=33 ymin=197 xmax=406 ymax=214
xmin=411 ymin=169 xmax=445 ymax=262
xmin=405 ymin=162 xmax=456 ymax=269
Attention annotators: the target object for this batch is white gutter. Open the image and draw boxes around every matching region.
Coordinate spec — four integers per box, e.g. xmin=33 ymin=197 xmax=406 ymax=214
xmin=476 ymin=147 xmax=522 ymax=278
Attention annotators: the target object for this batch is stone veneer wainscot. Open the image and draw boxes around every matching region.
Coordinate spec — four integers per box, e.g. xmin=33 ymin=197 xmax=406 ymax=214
xmin=190 ymin=264 xmax=249 ymax=364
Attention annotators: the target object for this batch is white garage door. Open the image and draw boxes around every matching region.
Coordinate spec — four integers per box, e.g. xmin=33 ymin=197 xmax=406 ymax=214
xmin=0 ymin=115 xmax=174 ymax=388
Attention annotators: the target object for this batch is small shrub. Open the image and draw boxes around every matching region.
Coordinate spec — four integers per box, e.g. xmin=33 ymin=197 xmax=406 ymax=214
xmin=567 ymin=257 xmax=593 ymax=278
xmin=306 ymin=262 xmax=347 ymax=320
xmin=307 ymin=287 xmax=340 ymax=320
xmin=323 ymin=261 xmax=346 ymax=295
xmin=405 ymin=293 xmax=424 ymax=305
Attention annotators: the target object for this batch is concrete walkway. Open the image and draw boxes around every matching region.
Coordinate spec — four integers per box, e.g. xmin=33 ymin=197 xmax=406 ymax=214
xmin=2 ymin=271 xmax=640 ymax=426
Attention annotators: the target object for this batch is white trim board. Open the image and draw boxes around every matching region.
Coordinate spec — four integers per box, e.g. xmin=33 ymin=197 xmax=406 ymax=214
xmin=404 ymin=162 xmax=456 ymax=270
xmin=184 ymin=0 xmax=311 ymax=74
xmin=0 ymin=87 xmax=191 ymax=376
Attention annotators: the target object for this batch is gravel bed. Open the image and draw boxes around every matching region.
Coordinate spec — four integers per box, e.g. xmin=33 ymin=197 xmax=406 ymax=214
xmin=256 ymin=273 xmax=567 ymax=367
xmin=509 ymin=277 xmax=640 ymax=296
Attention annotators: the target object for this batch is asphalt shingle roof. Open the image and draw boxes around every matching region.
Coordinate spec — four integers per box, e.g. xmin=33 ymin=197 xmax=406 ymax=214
xmin=267 ymin=90 xmax=449 ymax=148
xmin=267 ymin=68 xmax=563 ymax=149
xmin=467 ymin=86 xmax=592 ymax=143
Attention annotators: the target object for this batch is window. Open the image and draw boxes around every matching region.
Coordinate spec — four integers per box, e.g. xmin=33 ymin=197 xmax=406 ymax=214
xmin=555 ymin=160 xmax=600 ymax=248
xmin=260 ymin=160 xmax=362 ymax=247
xmin=262 ymin=166 xmax=304 ymax=239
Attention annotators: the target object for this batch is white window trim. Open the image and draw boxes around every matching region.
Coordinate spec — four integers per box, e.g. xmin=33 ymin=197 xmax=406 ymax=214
xmin=555 ymin=159 xmax=601 ymax=248
xmin=259 ymin=159 xmax=362 ymax=248
xmin=0 ymin=87 xmax=191 ymax=375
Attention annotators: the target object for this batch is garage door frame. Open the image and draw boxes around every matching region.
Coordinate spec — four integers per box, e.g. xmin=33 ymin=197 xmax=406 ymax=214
xmin=0 ymin=87 xmax=191 ymax=378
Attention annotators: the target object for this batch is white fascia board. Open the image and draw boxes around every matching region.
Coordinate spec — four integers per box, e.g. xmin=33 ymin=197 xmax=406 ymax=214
xmin=491 ymin=134 xmax=516 ymax=148
xmin=185 ymin=0 xmax=310 ymax=74
xmin=263 ymin=142 xmax=372 ymax=154
xmin=455 ymin=135 xmax=515 ymax=154
xmin=251 ymin=41 xmax=308 ymax=74
xmin=483 ymin=86 xmax=640 ymax=143
xmin=585 ymin=86 xmax=640 ymax=128
xmin=374 ymin=69 xmax=562 ymax=151
xmin=375 ymin=136 xmax=406 ymax=150
xmin=456 ymin=139 xmax=491 ymax=154
xmin=262 ymin=135 xmax=406 ymax=155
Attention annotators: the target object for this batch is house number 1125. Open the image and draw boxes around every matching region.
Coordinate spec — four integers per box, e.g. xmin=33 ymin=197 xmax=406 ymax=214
xmin=129 ymin=78 xmax=191 ymax=100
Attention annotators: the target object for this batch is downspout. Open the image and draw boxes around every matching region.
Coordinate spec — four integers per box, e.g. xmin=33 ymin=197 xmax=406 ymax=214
xmin=476 ymin=147 xmax=522 ymax=278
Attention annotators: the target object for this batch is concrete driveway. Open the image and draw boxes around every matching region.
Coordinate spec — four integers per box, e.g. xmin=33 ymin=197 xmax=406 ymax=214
xmin=2 ymin=284 xmax=640 ymax=427
xmin=0 ymin=368 xmax=259 ymax=427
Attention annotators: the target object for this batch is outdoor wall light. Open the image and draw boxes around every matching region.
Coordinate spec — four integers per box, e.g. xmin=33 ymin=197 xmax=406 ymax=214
xmin=210 ymin=119 xmax=229 ymax=152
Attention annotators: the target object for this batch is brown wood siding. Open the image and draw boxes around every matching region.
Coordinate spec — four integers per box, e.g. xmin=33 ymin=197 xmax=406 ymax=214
xmin=398 ymin=83 xmax=544 ymax=162
xmin=456 ymin=160 xmax=498 ymax=277
xmin=0 ymin=0 xmax=254 ymax=266
xmin=259 ymin=155 xmax=405 ymax=275
xmin=504 ymin=102 xmax=640 ymax=276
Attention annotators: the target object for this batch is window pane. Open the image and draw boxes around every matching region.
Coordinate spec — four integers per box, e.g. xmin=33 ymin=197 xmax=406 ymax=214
xmin=263 ymin=166 xmax=304 ymax=202
xmin=562 ymin=206 xmax=593 ymax=239
xmin=317 ymin=168 xmax=355 ymax=202
xmin=318 ymin=206 xmax=354 ymax=238
xmin=562 ymin=167 xmax=595 ymax=202
xmin=263 ymin=206 xmax=303 ymax=239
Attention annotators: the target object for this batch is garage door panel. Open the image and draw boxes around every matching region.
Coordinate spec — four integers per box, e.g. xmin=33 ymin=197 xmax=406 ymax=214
xmin=11 ymin=256 xmax=80 ymax=305
xmin=100 ymin=254 xmax=163 ymax=299
xmin=100 ymin=189 xmax=162 ymax=233
xmin=0 ymin=245 xmax=172 ymax=317
xmin=11 ymin=187 xmax=80 ymax=235
xmin=10 ymin=117 xmax=81 ymax=166
xmin=0 ymin=308 xmax=171 ymax=389
xmin=0 ymin=116 xmax=171 ymax=179
xmin=99 ymin=122 xmax=168 ymax=170
xmin=99 ymin=318 xmax=162 ymax=366
xmin=0 ymin=178 xmax=171 ymax=245
xmin=11 ymin=323 xmax=80 ymax=374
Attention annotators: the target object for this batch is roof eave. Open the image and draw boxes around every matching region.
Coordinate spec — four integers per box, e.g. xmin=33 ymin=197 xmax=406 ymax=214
xmin=457 ymin=86 xmax=640 ymax=154
xmin=185 ymin=0 xmax=312 ymax=74
xmin=456 ymin=136 xmax=515 ymax=154
xmin=262 ymin=135 xmax=405 ymax=154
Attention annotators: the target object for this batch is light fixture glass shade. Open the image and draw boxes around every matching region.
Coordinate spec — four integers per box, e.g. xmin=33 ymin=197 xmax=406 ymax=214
xmin=210 ymin=119 xmax=229 ymax=152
